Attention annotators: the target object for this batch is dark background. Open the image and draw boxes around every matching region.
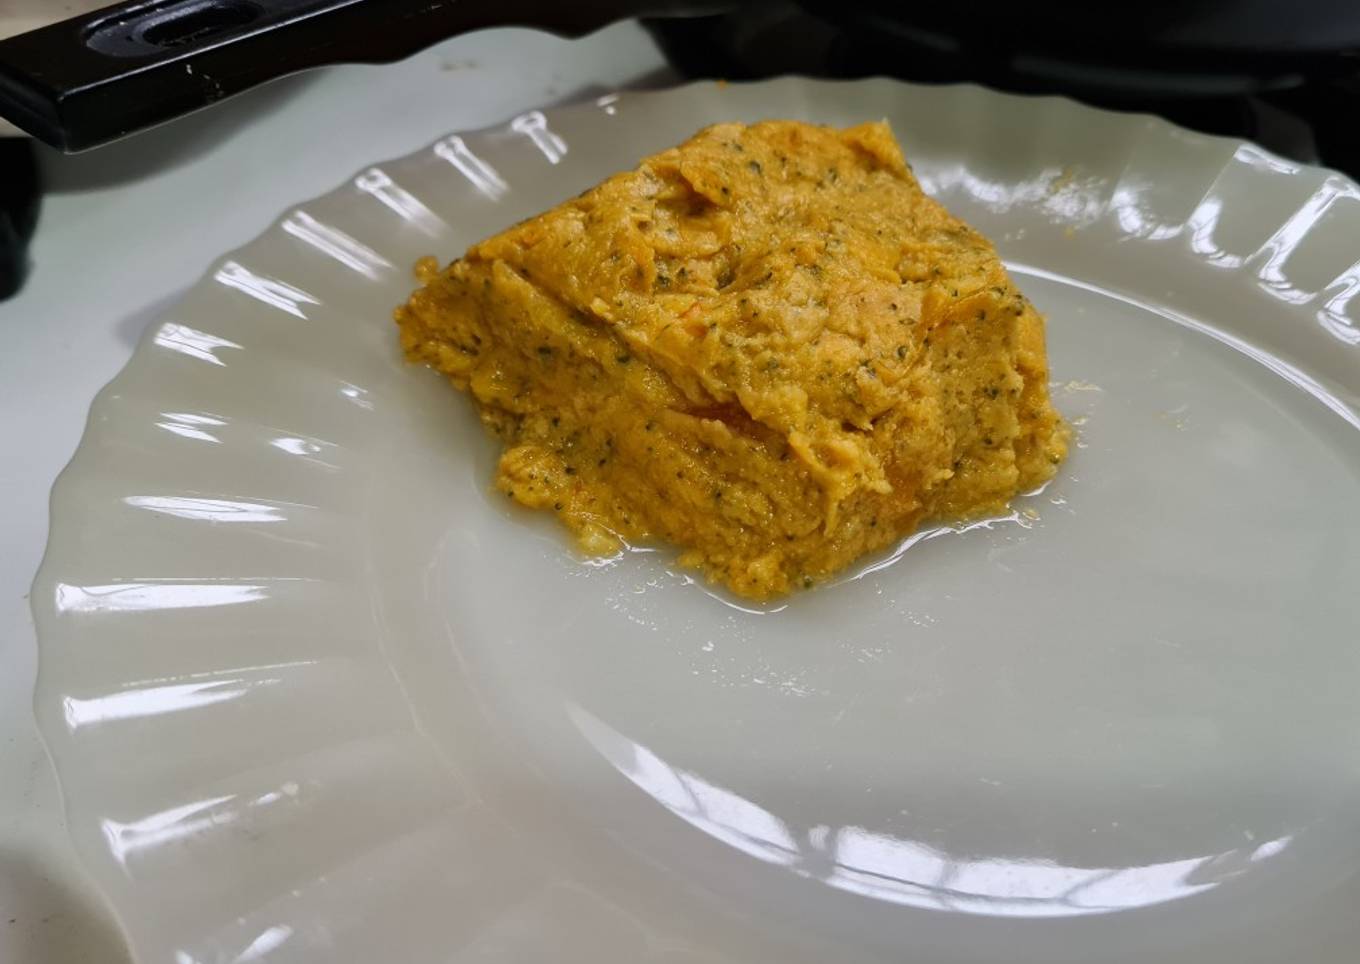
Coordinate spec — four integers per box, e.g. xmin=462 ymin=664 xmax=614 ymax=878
xmin=2 ymin=0 xmax=1358 ymax=299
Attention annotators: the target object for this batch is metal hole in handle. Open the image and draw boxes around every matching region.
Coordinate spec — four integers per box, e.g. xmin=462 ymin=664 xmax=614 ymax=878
xmin=85 ymin=0 xmax=264 ymax=57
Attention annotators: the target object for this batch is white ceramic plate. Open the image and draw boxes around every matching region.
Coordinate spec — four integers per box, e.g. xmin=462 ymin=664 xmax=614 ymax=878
xmin=32 ymin=78 xmax=1360 ymax=964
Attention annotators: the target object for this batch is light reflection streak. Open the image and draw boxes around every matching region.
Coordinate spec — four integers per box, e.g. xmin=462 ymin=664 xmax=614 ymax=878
xmin=153 ymin=323 xmax=242 ymax=367
xmin=64 ymin=660 xmax=320 ymax=731
xmin=927 ymin=144 xmax=1358 ymax=341
xmin=123 ymin=496 xmax=291 ymax=523
xmin=511 ymin=110 xmax=568 ymax=165
xmin=842 ymin=508 xmax=1033 ymax=587
xmin=1186 ymin=142 xmax=1325 ymax=273
xmin=354 ymin=167 xmax=443 ymax=236
xmin=156 ymin=421 xmax=221 ymax=444
xmin=162 ymin=412 xmax=225 ymax=425
xmin=270 ymin=436 xmax=340 ymax=471
xmin=1319 ymin=259 xmax=1360 ymax=346
xmin=120 ymin=659 xmax=319 ymax=691
xmin=213 ymin=261 xmax=318 ymax=318
xmin=571 ymin=707 xmax=1294 ymax=917
xmin=572 ymin=706 xmax=799 ymax=868
xmin=54 ymin=581 xmax=273 ymax=614
xmin=916 ymin=165 xmax=1104 ymax=225
xmin=823 ymin=829 xmax=1227 ymax=915
xmin=1233 ymin=143 xmax=1301 ymax=176
xmin=434 ymin=136 xmax=508 ymax=200
xmin=686 ymin=578 xmax=789 ymax=616
xmin=65 ymin=681 xmax=250 ymax=729
xmin=1009 ymin=262 xmax=1360 ymax=432
xmin=271 ymin=437 xmax=323 ymax=456
xmin=101 ymin=781 xmax=300 ymax=867
xmin=1185 ymin=195 xmax=1244 ymax=268
xmin=282 ymin=211 xmax=392 ymax=278
xmin=155 ymin=411 xmax=227 ymax=444
xmin=1254 ymin=176 xmax=1360 ymax=306
xmin=102 ymin=794 xmax=237 ymax=865
xmin=1109 ymin=178 xmax=1183 ymax=241
xmin=339 ymin=383 xmax=374 ymax=411
xmin=232 ymin=925 xmax=294 ymax=962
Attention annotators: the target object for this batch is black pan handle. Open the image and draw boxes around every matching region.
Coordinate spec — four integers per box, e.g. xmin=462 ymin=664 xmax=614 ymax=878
xmin=0 ymin=0 xmax=731 ymax=152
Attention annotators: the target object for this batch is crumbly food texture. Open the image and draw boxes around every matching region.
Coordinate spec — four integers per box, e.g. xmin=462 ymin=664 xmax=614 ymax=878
xmin=396 ymin=120 xmax=1068 ymax=599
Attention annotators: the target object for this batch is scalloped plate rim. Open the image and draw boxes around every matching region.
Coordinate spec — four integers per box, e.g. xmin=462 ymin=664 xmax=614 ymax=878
xmin=30 ymin=75 xmax=1360 ymax=964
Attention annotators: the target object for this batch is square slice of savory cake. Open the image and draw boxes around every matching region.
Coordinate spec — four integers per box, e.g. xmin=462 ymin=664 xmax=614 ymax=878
xmin=396 ymin=120 xmax=1068 ymax=599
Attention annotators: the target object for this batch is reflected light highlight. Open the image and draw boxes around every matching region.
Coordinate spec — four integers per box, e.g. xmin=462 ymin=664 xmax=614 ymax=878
xmin=55 ymin=581 xmax=270 ymax=614
xmin=232 ymin=925 xmax=294 ymax=962
xmin=916 ymin=164 xmax=1105 ymax=226
xmin=511 ymin=110 xmax=567 ymax=165
xmin=270 ymin=436 xmax=339 ymax=471
xmin=64 ymin=660 xmax=318 ymax=731
xmin=103 ymin=795 xmax=237 ymax=866
xmin=571 ymin=706 xmax=1294 ymax=918
xmin=124 ymin=496 xmax=290 ymax=523
xmin=282 ymin=211 xmax=392 ymax=279
xmin=1010 ymin=262 xmax=1360 ymax=432
xmin=355 ymin=167 xmax=443 ymax=236
xmin=214 ymin=261 xmax=318 ymax=319
xmin=102 ymin=781 xmax=300 ymax=868
xmin=434 ymin=136 xmax=507 ymax=200
xmin=1255 ymin=176 xmax=1360 ymax=307
xmin=155 ymin=411 xmax=228 ymax=444
xmin=153 ymin=323 xmax=242 ymax=367
xmin=1319 ymin=259 xmax=1360 ymax=346
xmin=64 ymin=680 xmax=250 ymax=729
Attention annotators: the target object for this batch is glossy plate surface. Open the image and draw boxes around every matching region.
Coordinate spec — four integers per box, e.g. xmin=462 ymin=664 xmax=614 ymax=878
xmin=33 ymin=78 xmax=1360 ymax=964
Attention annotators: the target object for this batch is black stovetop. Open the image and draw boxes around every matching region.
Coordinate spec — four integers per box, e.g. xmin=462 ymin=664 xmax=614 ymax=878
xmin=3 ymin=4 xmax=1357 ymax=300
xmin=646 ymin=2 xmax=1360 ymax=179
